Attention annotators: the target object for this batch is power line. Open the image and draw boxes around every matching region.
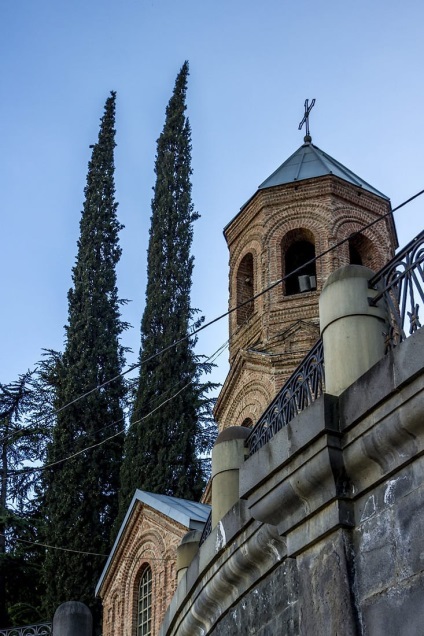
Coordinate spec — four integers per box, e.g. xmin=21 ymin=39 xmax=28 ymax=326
xmin=0 ymin=337 xmax=226 ymax=448
xmin=0 ymin=533 xmax=108 ymax=557
xmin=3 ymin=189 xmax=421 ymax=446
xmin=2 ymin=189 xmax=423 ymax=467
xmin=7 ymin=338 xmax=230 ymax=477
xmin=0 ymin=533 xmax=177 ymax=560
xmin=2 ymin=191 xmax=423 ymax=558
xmin=5 ymin=331 xmax=232 ymax=475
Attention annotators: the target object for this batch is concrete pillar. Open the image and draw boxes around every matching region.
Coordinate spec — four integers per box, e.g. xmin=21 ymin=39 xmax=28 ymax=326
xmin=211 ymin=426 xmax=250 ymax=528
xmin=319 ymin=265 xmax=388 ymax=396
xmin=52 ymin=601 xmax=92 ymax=636
xmin=176 ymin=529 xmax=202 ymax=583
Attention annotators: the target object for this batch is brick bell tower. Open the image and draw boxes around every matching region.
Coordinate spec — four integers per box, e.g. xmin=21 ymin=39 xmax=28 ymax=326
xmin=214 ymin=115 xmax=398 ymax=433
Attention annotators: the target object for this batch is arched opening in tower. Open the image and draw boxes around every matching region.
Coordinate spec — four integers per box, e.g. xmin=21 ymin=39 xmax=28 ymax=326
xmin=282 ymin=230 xmax=316 ymax=296
xmin=348 ymin=233 xmax=374 ymax=268
xmin=236 ymin=253 xmax=254 ymax=325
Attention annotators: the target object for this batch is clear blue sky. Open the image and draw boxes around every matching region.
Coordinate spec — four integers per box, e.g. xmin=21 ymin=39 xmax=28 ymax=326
xmin=1 ymin=0 xmax=423 ymax=389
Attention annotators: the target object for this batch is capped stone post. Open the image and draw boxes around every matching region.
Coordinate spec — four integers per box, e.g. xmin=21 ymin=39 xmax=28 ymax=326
xmin=319 ymin=265 xmax=388 ymax=396
xmin=52 ymin=601 xmax=92 ymax=636
xmin=211 ymin=426 xmax=250 ymax=528
xmin=176 ymin=529 xmax=202 ymax=583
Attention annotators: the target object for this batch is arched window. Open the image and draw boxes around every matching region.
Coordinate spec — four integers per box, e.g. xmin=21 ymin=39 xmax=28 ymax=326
xmin=137 ymin=566 xmax=152 ymax=636
xmin=282 ymin=230 xmax=316 ymax=296
xmin=349 ymin=233 xmax=373 ymax=267
xmin=349 ymin=241 xmax=363 ymax=265
xmin=236 ymin=253 xmax=254 ymax=325
xmin=241 ymin=417 xmax=253 ymax=428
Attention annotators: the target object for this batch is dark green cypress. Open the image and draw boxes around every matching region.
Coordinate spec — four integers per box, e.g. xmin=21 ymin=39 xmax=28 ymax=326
xmin=42 ymin=92 xmax=126 ymax=623
xmin=119 ymin=62 xmax=207 ymax=514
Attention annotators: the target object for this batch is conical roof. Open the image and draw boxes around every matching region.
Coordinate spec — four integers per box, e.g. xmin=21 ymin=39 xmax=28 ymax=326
xmin=258 ymin=141 xmax=389 ymax=200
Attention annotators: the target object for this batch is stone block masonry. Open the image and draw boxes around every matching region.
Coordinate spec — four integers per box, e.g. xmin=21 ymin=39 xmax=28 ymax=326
xmin=161 ymin=327 xmax=424 ymax=636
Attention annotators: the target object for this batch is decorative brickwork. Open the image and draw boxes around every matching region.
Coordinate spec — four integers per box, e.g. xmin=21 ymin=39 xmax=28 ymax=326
xmin=99 ymin=502 xmax=187 ymax=636
xmin=215 ymin=173 xmax=397 ymax=432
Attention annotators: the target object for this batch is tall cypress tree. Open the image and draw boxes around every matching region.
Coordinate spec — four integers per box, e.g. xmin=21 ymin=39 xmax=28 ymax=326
xmin=42 ymin=92 xmax=126 ymax=621
xmin=119 ymin=62 xmax=208 ymax=514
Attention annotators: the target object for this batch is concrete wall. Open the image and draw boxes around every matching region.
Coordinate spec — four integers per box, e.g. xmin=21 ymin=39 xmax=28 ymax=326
xmin=160 ymin=327 xmax=424 ymax=636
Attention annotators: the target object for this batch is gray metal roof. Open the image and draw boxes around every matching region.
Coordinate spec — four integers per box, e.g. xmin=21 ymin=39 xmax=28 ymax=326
xmin=133 ymin=490 xmax=211 ymax=527
xmin=95 ymin=490 xmax=210 ymax=596
xmin=258 ymin=141 xmax=389 ymax=200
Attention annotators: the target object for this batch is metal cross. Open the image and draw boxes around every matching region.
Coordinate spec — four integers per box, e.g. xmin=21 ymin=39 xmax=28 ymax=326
xmin=298 ymin=98 xmax=316 ymax=140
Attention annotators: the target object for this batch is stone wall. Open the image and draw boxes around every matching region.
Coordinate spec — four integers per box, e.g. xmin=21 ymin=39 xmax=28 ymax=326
xmin=209 ymin=559 xmax=300 ymax=636
xmin=160 ymin=327 xmax=424 ymax=636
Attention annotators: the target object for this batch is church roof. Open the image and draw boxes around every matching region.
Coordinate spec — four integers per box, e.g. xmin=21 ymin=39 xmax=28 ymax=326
xmin=132 ymin=490 xmax=211 ymax=529
xmin=258 ymin=141 xmax=389 ymax=199
xmin=96 ymin=490 xmax=210 ymax=596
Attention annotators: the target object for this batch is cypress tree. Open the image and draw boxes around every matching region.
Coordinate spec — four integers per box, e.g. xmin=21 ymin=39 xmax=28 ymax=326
xmin=119 ymin=62 xmax=208 ymax=514
xmin=42 ymin=92 xmax=126 ymax=622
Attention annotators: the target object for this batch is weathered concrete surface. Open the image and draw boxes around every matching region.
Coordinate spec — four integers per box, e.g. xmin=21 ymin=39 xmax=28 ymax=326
xmin=209 ymin=558 xmax=300 ymax=636
xmin=52 ymin=601 xmax=92 ymax=636
xmin=319 ymin=265 xmax=387 ymax=396
xmin=212 ymin=427 xmax=250 ymax=527
xmin=353 ymin=457 xmax=424 ymax=636
xmin=160 ymin=328 xmax=424 ymax=636
xmin=361 ymin=573 xmax=424 ymax=636
xmin=296 ymin=530 xmax=358 ymax=636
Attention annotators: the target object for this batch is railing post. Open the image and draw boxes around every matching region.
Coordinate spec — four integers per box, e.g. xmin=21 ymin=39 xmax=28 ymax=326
xmin=211 ymin=426 xmax=250 ymax=528
xmin=52 ymin=601 xmax=92 ymax=636
xmin=319 ymin=264 xmax=388 ymax=396
xmin=176 ymin=530 xmax=202 ymax=583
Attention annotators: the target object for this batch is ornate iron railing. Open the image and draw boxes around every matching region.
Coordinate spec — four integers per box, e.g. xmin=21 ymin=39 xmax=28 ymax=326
xmin=198 ymin=511 xmax=212 ymax=546
xmin=369 ymin=230 xmax=424 ymax=350
xmin=0 ymin=623 xmax=52 ymax=636
xmin=246 ymin=338 xmax=324 ymax=456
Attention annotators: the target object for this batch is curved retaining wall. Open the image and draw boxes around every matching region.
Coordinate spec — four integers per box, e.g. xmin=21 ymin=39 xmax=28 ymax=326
xmin=161 ymin=328 xmax=424 ymax=636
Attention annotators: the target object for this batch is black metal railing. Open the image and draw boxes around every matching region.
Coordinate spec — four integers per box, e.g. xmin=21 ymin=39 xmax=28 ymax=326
xmin=246 ymin=338 xmax=324 ymax=456
xmin=369 ymin=230 xmax=424 ymax=350
xmin=0 ymin=623 xmax=52 ymax=636
xmin=198 ymin=511 xmax=212 ymax=546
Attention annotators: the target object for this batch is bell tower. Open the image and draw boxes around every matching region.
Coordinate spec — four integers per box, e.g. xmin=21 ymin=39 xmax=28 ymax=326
xmin=214 ymin=121 xmax=398 ymax=432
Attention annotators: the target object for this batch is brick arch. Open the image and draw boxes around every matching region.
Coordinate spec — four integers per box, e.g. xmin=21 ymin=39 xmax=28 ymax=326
xmin=280 ymin=227 xmax=317 ymax=296
xmin=124 ymin=525 xmax=166 ymax=577
xmin=135 ymin=564 xmax=152 ymax=636
xmin=224 ymin=377 xmax=273 ymax=427
xmin=230 ymin=230 xmax=263 ymax=269
xmin=126 ymin=529 xmax=168 ymax=636
xmin=229 ymin=239 xmax=262 ymax=335
xmin=331 ymin=206 xmax=391 ymax=241
xmin=331 ymin=211 xmax=392 ymax=271
xmin=263 ymin=202 xmax=329 ymax=245
xmin=263 ymin=206 xmax=328 ymax=294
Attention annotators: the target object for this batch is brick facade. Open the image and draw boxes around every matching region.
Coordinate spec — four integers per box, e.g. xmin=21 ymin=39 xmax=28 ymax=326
xmin=98 ymin=502 xmax=187 ymax=636
xmin=214 ymin=174 xmax=397 ymax=431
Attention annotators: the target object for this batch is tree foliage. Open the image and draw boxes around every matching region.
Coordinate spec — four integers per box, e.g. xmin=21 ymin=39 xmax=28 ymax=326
xmin=0 ymin=372 xmax=50 ymax=627
xmin=41 ymin=92 xmax=126 ymax=624
xmin=119 ymin=62 xmax=216 ymax=516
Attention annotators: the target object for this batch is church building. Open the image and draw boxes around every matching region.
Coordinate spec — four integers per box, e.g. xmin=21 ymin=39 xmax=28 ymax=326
xmin=214 ymin=130 xmax=397 ymax=432
xmin=97 ymin=107 xmax=417 ymax=636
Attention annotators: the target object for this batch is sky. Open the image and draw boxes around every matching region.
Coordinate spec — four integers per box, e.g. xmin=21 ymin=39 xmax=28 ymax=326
xmin=1 ymin=0 xmax=423 ymax=392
